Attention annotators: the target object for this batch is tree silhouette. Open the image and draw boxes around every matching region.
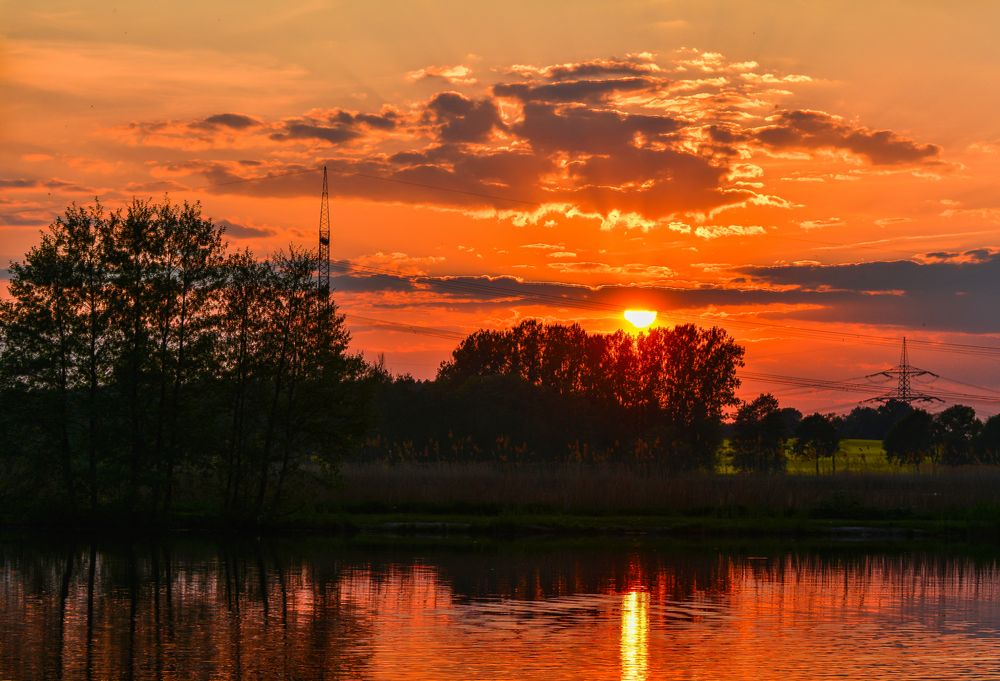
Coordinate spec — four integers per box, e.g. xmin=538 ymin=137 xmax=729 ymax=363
xmin=0 ymin=199 xmax=370 ymax=521
xmin=731 ymin=393 xmax=787 ymax=473
xmin=884 ymin=409 xmax=934 ymax=471
xmin=934 ymin=405 xmax=982 ymax=466
xmin=793 ymin=413 xmax=840 ymax=475
xmin=976 ymin=414 xmax=1000 ymax=464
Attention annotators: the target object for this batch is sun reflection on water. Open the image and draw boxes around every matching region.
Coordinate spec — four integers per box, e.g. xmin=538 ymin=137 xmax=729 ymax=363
xmin=620 ymin=590 xmax=649 ymax=681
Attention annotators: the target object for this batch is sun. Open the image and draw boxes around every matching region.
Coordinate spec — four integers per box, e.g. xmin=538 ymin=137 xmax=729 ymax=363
xmin=624 ymin=309 xmax=657 ymax=329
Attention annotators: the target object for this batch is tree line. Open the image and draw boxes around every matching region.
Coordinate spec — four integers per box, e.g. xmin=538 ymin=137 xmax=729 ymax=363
xmin=0 ymin=200 xmax=374 ymax=520
xmin=366 ymin=318 xmax=745 ymax=468
xmin=364 ymin=326 xmax=1000 ymax=472
xmin=727 ymin=396 xmax=1000 ymax=474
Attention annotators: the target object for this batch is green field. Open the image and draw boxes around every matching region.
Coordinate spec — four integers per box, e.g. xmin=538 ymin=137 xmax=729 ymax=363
xmin=717 ymin=438 xmax=930 ymax=475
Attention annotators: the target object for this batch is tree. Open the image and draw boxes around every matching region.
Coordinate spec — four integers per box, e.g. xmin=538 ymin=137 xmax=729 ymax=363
xmin=794 ymin=413 xmax=840 ymax=475
xmin=976 ymin=414 xmax=1000 ymax=464
xmin=0 ymin=198 xmax=371 ymax=521
xmin=884 ymin=409 xmax=934 ymax=470
xmin=934 ymin=405 xmax=982 ymax=466
xmin=436 ymin=320 xmax=744 ymax=469
xmin=779 ymin=407 xmax=803 ymax=435
xmin=839 ymin=400 xmax=912 ymax=439
xmin=731 ymin=393 xmax=787 ymax=473
xmin=635 ymin=325 xmax=745 ymax=469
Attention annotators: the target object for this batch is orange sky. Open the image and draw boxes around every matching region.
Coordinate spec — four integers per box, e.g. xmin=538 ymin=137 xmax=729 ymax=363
xmin=2 ymin=1 xmax=1000 ymax=413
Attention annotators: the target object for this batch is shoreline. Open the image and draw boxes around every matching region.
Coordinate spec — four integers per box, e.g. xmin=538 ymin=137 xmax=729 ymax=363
xmin=4 ymin=508 xmax=1000 ymax=543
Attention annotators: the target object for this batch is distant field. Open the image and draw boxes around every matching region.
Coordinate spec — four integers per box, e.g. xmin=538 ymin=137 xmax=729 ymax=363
xmin=718 ymin=439 xmax=930 ymax=475
xmin=327 ymin=459 xmax=1000 ymax=523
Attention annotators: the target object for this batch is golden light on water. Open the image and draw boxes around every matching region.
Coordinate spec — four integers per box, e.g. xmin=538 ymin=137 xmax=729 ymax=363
xmin=624 ymin=310 xmax=657 ymax=329
xmin=620 ymin=591 xmax=649 ymax=681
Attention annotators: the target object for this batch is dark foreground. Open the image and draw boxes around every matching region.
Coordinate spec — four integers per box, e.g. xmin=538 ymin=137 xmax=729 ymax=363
xmin=8 ymin=463 xmax=1000 ymax=540
xmin=2 ymin=534 xmax=1000 ymax=680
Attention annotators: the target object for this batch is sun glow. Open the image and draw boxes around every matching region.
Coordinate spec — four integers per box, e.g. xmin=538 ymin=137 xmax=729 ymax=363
xmin=624 ymin=309 xmax=657 ymax=329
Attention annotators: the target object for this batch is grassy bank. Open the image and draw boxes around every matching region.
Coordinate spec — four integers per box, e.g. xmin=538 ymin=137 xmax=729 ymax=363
xmin=329 ymin=460 xmax=997 ymax=515
xmin=6 ymin=456 xmax=1000 ymax=539
xmin=255 ymin=459 xmax=1000 ymax=539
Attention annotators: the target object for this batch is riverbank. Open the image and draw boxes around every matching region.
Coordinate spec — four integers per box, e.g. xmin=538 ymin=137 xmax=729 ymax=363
xmin=6 ymin=464 xmax=1000 ymax=541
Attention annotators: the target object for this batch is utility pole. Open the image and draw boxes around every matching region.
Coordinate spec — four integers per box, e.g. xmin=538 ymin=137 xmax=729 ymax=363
xmin=864 ymin=337 xmax=943 ymax=405
xmin=318 ymin=165 xmax=331 ymax=300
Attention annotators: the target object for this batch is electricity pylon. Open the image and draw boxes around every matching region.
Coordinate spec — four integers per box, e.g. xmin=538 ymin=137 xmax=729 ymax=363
xmin=864 ymin=337 xmax=943 ymax=405
xmin=318 ymin=165 xmax=331 ymax=299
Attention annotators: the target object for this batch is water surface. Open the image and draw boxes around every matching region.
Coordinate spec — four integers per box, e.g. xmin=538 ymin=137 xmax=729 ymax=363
xmin=2 ymin=536 xmax=1000 ymax=679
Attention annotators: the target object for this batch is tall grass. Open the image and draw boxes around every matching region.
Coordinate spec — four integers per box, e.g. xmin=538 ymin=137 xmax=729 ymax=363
xmin=328 ymin=460 xmax=1000 ymax=518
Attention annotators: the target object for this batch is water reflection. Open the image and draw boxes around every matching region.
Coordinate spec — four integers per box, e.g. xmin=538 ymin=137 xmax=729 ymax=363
xmin=1 ymin=538 xmax=1000 ymax=679
xmin=620 ymin=591 xmax=648 ymax=681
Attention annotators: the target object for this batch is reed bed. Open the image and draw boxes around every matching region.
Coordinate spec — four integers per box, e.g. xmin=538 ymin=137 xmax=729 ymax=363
xmin=331 ymin=461 xmax=1000 ymax=518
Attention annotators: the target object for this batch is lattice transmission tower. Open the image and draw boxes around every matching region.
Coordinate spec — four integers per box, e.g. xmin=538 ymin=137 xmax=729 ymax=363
xmin=317 ymin=165 xmax=331 ymax=299
xmin=864 ymin=337 xmax=943 ymax=405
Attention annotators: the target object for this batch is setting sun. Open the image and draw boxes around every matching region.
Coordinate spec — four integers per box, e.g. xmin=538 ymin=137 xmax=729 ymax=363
xmin=624 ymin=310 xmax=657 ymax=329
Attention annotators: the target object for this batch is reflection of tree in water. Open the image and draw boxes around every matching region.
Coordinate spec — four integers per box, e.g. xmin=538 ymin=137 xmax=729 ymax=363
xmin=0 ymin=539 xmax=377 ymax=679
xmin=2 ymin=539 xmax=1000 ymax=679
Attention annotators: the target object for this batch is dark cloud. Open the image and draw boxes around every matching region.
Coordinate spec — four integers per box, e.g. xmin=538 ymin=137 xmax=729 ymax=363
xmin=0 ymin=178 xmax=91 ymax=192
xmin=271 ymin=122 xmax=361 ymax=145
xmin=427 ymin=93 xmax=504 ymax=143
xmin=737 ymin=253 xmax=1000 ymax=332
xmin=515 ymin=104 xmax=682 ymax=154
xmin=216 ymin=218 xmax=274 ymax=239
xmin=494 ymin=77 xmax=655 ymax=102
xmin=201 ymin=113 xmax=259 ymax=129
xmin=326 ymin=109 xmax=397 ymax=130
xmin=741 ymin=253 xmax=1000 ymax=295
xmin=0 ymin=209 xmax=53 ymax=227
xmin=756 ymin=110 xmax=940 ymax=165
xmin=269 ymin=108 xmax=397 ymax=145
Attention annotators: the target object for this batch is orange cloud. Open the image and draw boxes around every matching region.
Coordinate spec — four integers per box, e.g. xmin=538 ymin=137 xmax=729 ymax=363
xmin=110 ymin=51 xmax=944 ymax=238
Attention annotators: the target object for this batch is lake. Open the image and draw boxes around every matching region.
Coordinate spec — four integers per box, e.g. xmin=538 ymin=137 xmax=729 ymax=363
xmin=2 ymin=535 xmax=1000 ymax=679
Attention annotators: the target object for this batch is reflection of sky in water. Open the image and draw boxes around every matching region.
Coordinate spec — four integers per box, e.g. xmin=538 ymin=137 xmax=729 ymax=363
xmin=3 ymin=543 xmax=1000 ymax=679
xmin=620 ymin=591 xmax=649 ymax=681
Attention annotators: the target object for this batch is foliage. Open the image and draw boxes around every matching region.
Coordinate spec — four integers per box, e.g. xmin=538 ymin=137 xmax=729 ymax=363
xmin=0 ymin=199 xmax=371 ymax=520
xmin=428 ymin=319 xmax=745 ymax=469
xmin=977 ymin=415 xmax=1000 ymax=465
xmin=883 ymin=409 xmax=935 ymax=469
xmin=731 ymin=393 xmax=787 ymax=473
xmin=793 ymin=413 xmax=841 ymax=475
xmin=933 ymin=405 xmax=982 ymax=466
xmin=836 ymin=400 xmax=912 ymax=440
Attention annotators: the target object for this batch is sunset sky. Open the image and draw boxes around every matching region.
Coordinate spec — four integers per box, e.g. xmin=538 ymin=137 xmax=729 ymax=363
xmin=3 ymin=1 xmax=1000 ymax=413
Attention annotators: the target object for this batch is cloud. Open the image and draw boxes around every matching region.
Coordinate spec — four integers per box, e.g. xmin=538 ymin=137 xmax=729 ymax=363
xmin=353 ymin=251 xmax=446 ymax=276
xmin=332 ymin=250 xmax=1000 ymax=334
xmin=216 ymin=218 xmax=274 ymax=239
xmin=494 ymin=77 xmax=656 ymax=103
xmin=694 ymin=224 xmax=768 ymax=239
xmin=199 ymin=113 xmax=260 ymax=129
xmin=120 ymin=50 xmax=944 ymax=232
xmin=407 ymin=64 xmax=477 ymax=85
xmin=546 ymin=262 xmax=676 ymax=279
xmin=755 ymin=110 xmax=940 ymax=165
xmin=508 ymin=54 xmax=663 ymax=80
xmin=426 ymin=92 xmax=505 ymax=143
xmin=798 ymin=217 xmax=845 ymax=230
xmin=736 ymin=253 xmax=1000 ymax=332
